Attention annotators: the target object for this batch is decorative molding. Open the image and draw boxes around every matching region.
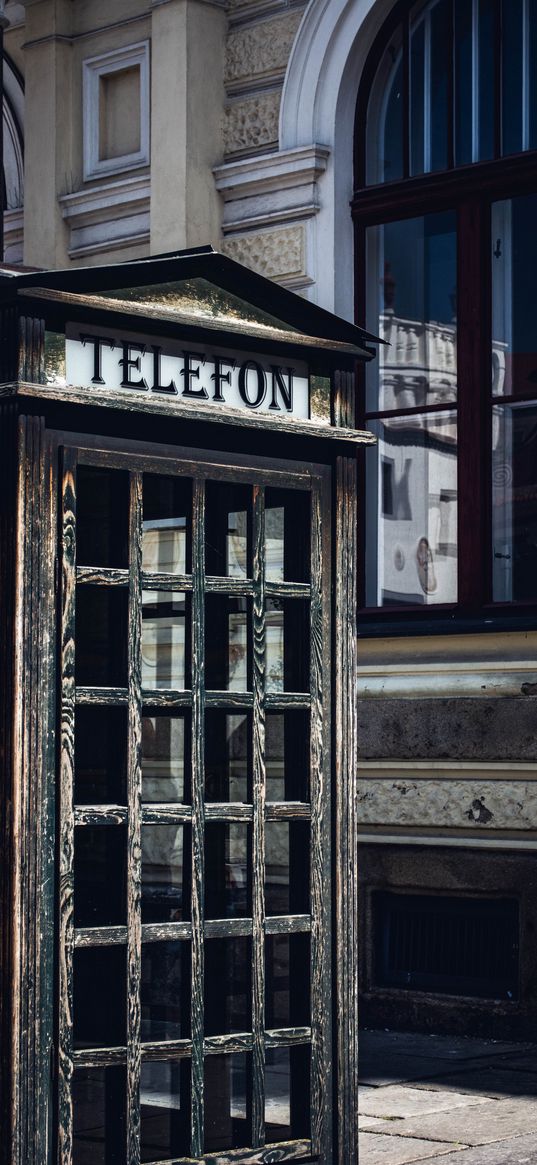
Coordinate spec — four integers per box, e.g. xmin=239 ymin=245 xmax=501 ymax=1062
xmin=82 ymin=41 xmax=150 ymax=182
xmin=228 ymin=0 xmax=305 ymax=29
xmin=59 ymin=174 xmax=150 ymax=258
xmin=225 ymin=10 xmax=303 ymax=87
xmin=223 ymin=89 xmax=281 ymax=156
xmin=357 ymin=658 xmax=537 ymax=699
xmin=221 ymin=225 xmax=306 ymax=286
xmin=214 ymin=143 xmax=329 ymax=236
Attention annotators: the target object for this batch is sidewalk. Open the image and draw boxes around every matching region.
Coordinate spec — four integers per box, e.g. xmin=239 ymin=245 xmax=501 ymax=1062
xmin=359 ymin=1029 xmax=537 ymax=1164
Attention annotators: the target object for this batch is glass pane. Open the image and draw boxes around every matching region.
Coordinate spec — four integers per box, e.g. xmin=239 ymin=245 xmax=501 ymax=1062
xmin=366 ymin=413 xmax=458 ymax=607
xmin=265 ymin=1046 xmax=310 ymax=1143
xmin=205 ymin=938 xmax=252 ymax=1035
xmin=75 ymin=706 xmax=127 ymax=804
xmin=73 ymin=947 xmax=126 ymax=1049
xmin=491 ymin=195 xmax=537 ymax=398
xmin=265 ymin=934 xmax=311 ymax=1028
xmin=142 ymin=712 xmax=189 ymax=803
xmin=265 ymin=599 xmax=310 ymax=693
xmin=205 ymin=597 xmax=250 ymax=691
xmin=410 ymin=16 xmax=425 ymax=176
xmin=76 ymin=587 xmax=128 ymax=687
xmin=454 ymin=0 xmax=473 ymax=165
xmin=265 ymin=489 xmax=310 ymax=583
xmin=492 ymin=401 xmax=537 ymax=601
xmin=140 ymin=1060 xmax=190 ymax=1163
xmin=103 ymin=277 xmax=297 ymax=333
xmin=478 ymin=0 xmax=495 ymax=160
xmin=367 ymin=23 xmax=404 ymax=184
xmin=530 ymin=0 xmax=537 ymax=148
xmin=205 ymin=482 xmax=252 ymax=578
xmin=265 ymin=821 xmax=310 ymax=917
xmin=73 ymin=1066 xmax=126 ymax=1165
xmin=205 ymin=711 xmax=250 ymax=802
xmin=430 ymin=0 xmax=450 ymax=171
xmin=142 ymin=592 xmax=190 ymax=690
xmin=205 ymin=824 xmax=250 ymax=919
xmin=142 ymin=824 xmax=191 ymax=923
xmin=366 ymin=214 xmax=458 ymax=413
xmin=204 ymin=1054 xmax=251 ymax=1153
xmin=502 ymin=0 xmax=523 ymax=155
xmin=77 ymin=467 xmax=129 ymax=568
xmin=74 ymin=825 xmax=126 ymax=927
xmin=266 ymin=711 xmax=310 ymax=802
xmin=142 ymin=475 xmax=192 ymax=575
xmin=141 ymin=941 xmax=191 ymax=1041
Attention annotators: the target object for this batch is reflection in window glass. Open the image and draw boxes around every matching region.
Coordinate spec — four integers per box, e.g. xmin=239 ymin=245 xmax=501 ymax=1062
xmin=74 ymin=825 xmax=126 ymax=927
xmin=366 ymin=414 xmax=458 ymax=607
xmin=265 ymin=488 xmax=310 ymax=583
xmin=265 ymin=934 xmax=311 ymax=1029
xmin=76 ymin=587 xmax=128 ymax=687
xmin=492 ymin=403 xmax=537 ymax=601
xmin=265 ymin=599 xmax=310 ymax=693
xmin=205 ymin=482 xmax=251 ymax=578
xmin=77 ymin=467 xmax=129 ymax=568
xmin=142 ymin=475 xmax=191 ymax=576
xmin=205 ymin=712 xmax=249 ymax=802
xmin=141 ymin=824 xmax=190 ymax=923
xmin=205 ymin=597 xmax=250 ymax=691
xmin=204 ymin=938 xmax=252 ymax=1035
xmin=492 ymin=195 xmax=537 ymax=398
xmin=142 ymin=592 xmax=190 ymax=690
xmin=141 ymin=941 xmax=191 ymax=1041
xmin=367 ymin=23 xmax=404 ymax=184
xmin=73 ymin=1066 xmax=126 ymax=1164
xmin=265 ymin=1046 xmax=310 ymax=1143
xmin=366 ymin=214 xmax=458 ymax=413
xmin=265 ymin=821 xmax=310 ymax=917
xmin=142 ymin=713 xmax=188 ymax=803
xmin=140 ymin=1060 xmax=190 ymax=1163
xmin=266 ymin=711 xmax=310 ymax=802
xmin=205 ymin=824 xmax=250 ymax=919
xmin=204 ymin=1054 xmax=250 ymax=1153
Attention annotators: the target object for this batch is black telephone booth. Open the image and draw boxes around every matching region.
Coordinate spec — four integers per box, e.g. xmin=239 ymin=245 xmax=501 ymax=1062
xmin=0 ymin=248 xmax=376 ymax=1165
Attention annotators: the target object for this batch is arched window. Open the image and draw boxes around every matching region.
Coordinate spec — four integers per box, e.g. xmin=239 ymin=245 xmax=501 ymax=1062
xmin=354 ymin=0 xmax=537 ymax=622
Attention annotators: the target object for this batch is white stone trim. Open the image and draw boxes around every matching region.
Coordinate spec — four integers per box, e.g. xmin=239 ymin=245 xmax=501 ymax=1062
xmin=82 ymin=41 xmax=150 ymax=181
xmin=59 ymin=174 xmax=150 ymax=258
xmin=214 ymin=143 xmax=329 ymax=238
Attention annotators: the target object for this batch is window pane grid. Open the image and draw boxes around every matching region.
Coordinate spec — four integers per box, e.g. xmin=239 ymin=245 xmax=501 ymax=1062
xmin=60 ymin=455 xmax=327 ymax=1164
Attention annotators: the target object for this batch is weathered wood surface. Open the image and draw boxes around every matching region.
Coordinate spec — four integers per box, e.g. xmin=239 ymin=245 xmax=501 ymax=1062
xmin=309 ymin=475 xmax=332 ymax=1163
xmin=141 ymin=804 xmax=192 ymax=824
xmin=125 ymin=1140 xmax=312 ymax=1165
xmin=73 ymin=805 xmax=127 ymax=826
xmin=75 ymin=686 xmax=128 ymax=705
xmin=265 ymin=1027 xmax=312 ymax=1047
xmin=190 ymin=478 xmax=206 ymax=1157
xmin=74 ymin=926 xmax=128 ymax=947
xmin=12 ymin=372 xmax=375 ymax=445
xmin=74 ymin=441 xmax=314 ymax=490
xmin=334 ymin=370 xmax=359 ymax=1165
xmin=264 ymin=693 xmax=310 ymax=710
xmin=127 ymin=473 xmax=143 ymax=1165
xmin=76 ymin=566 xmax=129 ymax=585
xmin=205 ymin=918 xmax=252 ymax=938
xmin=58 ymin=448 xmax=77 ymax=1165
xmin=205 ymin=691 xmax=254 ymax=709
xmin=265 ymin=803 xmax=311 ymax=821
xmin=252 ymin=485 xmax=266 ymax=1148
xmin=141 ymin=571 xmax=192 ymax=591
xmin=17 ymin=317 xmax=45 ymax=384
xmin=264 ymin=915 xmax=311 ymax=935
xmin=205 ymin=803 xmax=254 ymax=822
xmin=204 ymin=1033 xmax=253 ymax=1055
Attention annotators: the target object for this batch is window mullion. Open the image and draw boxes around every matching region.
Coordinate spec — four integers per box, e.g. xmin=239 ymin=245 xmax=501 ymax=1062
xmin=190 ymin=478 xmax=206 ymax=1157
xmin=252 ymin=484 xmax=266 ymax=1147
xmin=58 ymin=448 xmax=77 ymax=1165
xmin=457 ymin=200 xmax=491 ymax=607
xmin=126 ymin=472 xmax=143 ymax=1165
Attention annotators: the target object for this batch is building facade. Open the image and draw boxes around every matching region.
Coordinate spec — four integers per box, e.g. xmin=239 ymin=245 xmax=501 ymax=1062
xmin=3 ymin=0 xmax=537 ymax=1074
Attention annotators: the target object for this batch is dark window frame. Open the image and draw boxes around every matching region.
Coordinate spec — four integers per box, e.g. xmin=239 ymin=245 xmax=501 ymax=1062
xmin=353 ymin=0 xmax=537 ymax=633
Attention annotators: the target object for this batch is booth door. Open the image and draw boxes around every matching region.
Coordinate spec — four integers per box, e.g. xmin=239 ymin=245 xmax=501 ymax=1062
xmin=58 ymin=444 xmax=332 ymax=1165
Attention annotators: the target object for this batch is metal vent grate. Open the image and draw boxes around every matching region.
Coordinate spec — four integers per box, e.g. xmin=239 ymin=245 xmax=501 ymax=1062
xmin=375 ymin=892 xmax=519 ymax=1000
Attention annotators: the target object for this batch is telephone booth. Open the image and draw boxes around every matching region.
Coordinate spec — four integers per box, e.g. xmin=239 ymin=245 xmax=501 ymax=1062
xmin=0 ymin=248 xmax=377 ymax=1165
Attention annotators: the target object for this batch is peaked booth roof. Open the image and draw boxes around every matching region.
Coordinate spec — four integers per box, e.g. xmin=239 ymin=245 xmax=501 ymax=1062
xmin=0 ymin=245 xmax=381 ymax=362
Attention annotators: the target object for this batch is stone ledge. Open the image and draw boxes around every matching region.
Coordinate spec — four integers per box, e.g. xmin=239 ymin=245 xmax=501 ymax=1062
xmin=59 ymin=174 xmax=150 ymax=258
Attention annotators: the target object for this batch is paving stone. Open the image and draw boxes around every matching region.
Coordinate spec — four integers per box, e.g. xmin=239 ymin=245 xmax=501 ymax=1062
xmin=359 ymin=1132 xmax=466 ymax=1164
xmin=411 ymin=1131 xmax=537 ymax=1165
xmin=359 ymin=1083 xmax=494 ymax=1119
xmin=366 ymin=1098 xmax=537 ymax=1147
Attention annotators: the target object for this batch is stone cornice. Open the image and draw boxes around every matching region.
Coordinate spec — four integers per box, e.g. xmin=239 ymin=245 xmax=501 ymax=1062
xmin=214 ymin=143 xmax=330 ymax=199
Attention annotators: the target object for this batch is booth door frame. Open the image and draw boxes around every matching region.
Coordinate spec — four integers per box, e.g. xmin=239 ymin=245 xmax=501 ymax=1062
xmin=56 ymin=436 xmax=333 ymax=1165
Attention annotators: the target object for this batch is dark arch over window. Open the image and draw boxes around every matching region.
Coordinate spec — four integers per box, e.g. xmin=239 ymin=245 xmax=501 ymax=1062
xmin=353 ymin=0 xmax=537 ymax=627
xmin=355 ymin=0 xmax=537 ymax=189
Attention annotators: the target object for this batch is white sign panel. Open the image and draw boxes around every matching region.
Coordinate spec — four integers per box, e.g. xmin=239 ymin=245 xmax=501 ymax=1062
xmin=65 ymin=325 xmax=310 ymax=418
